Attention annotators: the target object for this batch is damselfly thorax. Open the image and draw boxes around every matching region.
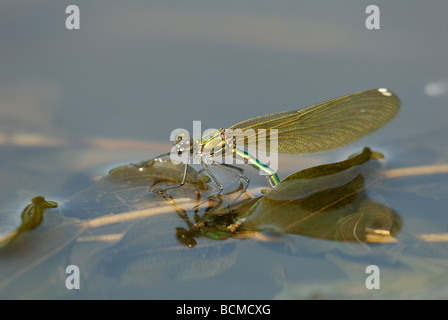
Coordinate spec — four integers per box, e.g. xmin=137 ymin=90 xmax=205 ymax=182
xmin=170 ymin=128 xmax=259 ymax=195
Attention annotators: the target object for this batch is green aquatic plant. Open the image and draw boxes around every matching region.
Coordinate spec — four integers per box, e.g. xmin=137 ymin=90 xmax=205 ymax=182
xmin=0 ymin=196 xmax=58 ymax=248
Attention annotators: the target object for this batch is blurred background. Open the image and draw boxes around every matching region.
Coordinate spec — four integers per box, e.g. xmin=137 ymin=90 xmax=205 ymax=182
xmin=0 ymin=0 xmax=447 ymax=299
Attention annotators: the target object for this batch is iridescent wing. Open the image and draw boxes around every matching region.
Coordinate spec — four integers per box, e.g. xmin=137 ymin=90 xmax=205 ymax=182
xmin=228 ymin=88 xmax=400 ymax=154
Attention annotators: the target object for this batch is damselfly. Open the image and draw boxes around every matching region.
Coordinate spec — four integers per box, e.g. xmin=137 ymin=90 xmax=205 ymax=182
xmin=146 ymin=88 xmax=400 ymax=195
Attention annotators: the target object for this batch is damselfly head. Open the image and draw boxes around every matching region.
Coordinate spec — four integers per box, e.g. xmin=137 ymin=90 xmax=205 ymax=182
xmin=173 ymin=132 xmax=193 ymax=155
xmin=176 ymin=227 xmax=197 ymax=248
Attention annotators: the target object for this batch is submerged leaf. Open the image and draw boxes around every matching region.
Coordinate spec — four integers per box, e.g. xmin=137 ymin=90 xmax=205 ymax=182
xmin=0 ymin=196 xmax=58 ymax=248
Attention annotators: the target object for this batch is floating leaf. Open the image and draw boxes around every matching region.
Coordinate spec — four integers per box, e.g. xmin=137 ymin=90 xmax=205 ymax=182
xmin=240 ymin=147 xmax=402 ymax=242
xmin=63 ymin=158 xmax=211 ymax=219
xmin=109 ymin=158 xmax=208 ymax=191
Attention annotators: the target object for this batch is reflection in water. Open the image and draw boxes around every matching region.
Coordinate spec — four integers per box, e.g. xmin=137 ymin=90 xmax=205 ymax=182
xmin=1 ymin=150 xmax=402 ymax=251
xmin=6 ymin=147 xmax=448 ymax=299
xmin=168 ymin=148 xmax=402 ymax=247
